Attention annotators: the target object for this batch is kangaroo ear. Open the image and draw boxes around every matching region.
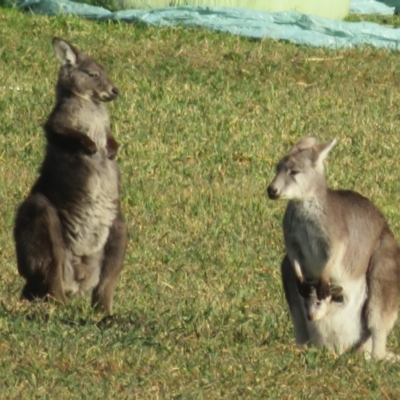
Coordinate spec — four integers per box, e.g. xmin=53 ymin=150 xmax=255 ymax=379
xmin=288 ymin=136 xmax=318 ymax=155
xmin=313 ymin=138 xmax=336 ymax=171
xmin=329 ymin=284 xmax=343 ymax=297
xmin=52 ymin=37 xmax=79 ymax=67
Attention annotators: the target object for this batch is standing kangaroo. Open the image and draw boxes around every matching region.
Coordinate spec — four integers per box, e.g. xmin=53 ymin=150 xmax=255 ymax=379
xmin=267 ymin=136 xmax=400 ymax=360
xmin=14 ymin=37 xmax=127 ymax=314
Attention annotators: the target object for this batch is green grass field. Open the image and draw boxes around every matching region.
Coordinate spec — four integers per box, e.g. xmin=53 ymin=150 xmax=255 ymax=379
xmin=2 ymin=8 xmax=400 ymax=399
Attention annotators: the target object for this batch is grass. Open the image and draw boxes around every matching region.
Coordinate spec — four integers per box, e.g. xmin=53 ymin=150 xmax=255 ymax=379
xmin=2 ymin=7 xmax=400 ymax=399
xmin=346 ymin=13 xmax=400 ymax=27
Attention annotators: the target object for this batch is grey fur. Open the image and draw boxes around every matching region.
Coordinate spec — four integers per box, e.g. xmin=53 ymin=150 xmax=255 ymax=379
xmin=14 ymin=37 xmax=126 ymax=314
xmin=268 ymin=136 xmax=400 ymax=361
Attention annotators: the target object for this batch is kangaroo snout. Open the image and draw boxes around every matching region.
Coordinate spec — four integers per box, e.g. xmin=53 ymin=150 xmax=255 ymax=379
xmin=112 ymin=87 xmax=120 ymax=97
xmin=307 ymin=311 xmax=316 ymax=322
xmin=267 ymin=184 xmax=279 ymax=200
xmin=305 ymin=297 xmax=331 ymax=321
xmin=101 ymin=86 xmax=120 ymax=102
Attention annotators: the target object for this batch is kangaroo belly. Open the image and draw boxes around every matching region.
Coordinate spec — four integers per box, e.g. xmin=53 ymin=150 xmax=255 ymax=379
xmin=308 ymin=279 xmax=367 ymax=353
xmin=62 ymin=251 xmax=104 ymax=296
xmin=64 ymin=156 xmax=119 ymax=257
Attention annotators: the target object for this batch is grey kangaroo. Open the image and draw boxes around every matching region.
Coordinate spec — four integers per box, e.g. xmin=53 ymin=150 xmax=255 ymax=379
xmin=267 ymin=136 xmax=400 ymax=360
xmin=14 ymin=37 xmax=127 ymax=314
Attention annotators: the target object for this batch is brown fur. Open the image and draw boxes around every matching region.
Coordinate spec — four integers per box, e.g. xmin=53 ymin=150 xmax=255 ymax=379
xmin=14 ymin=37 xmax=127 ymax=314
xmin=268 ymin=136 xmax=400 ymax=360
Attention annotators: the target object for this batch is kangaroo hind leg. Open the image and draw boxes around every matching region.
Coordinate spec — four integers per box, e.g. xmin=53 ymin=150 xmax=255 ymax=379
xmin=92 ymin=211 xmax=127 ymax=314
xmin=14 ymin=193 xmax=67 ymax=303
xmin=281 ymin=255 xmax=310 ymax=345
xmin=365 ymin=228 xmax=400 ymax=361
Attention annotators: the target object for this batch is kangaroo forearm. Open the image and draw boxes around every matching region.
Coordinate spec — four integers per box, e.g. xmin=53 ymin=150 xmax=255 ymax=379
xmin=106 ymin=132 xmax=119 ymax=160
xmin=317 ymin=241 xmax=346 ymax=299
xmin=292 ymin=259 xmax=311 ymax=297
xmin=292 ymin=259 xmax=304 ymax=282
xmin=45 ymin=125 xmax=97 ymax=154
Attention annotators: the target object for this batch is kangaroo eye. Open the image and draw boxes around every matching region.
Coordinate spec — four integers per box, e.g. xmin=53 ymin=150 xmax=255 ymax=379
xmin=289 ymin=170 xmax=299 ymax=176
xmin=88 ymin=71 xmax=99 ymax=78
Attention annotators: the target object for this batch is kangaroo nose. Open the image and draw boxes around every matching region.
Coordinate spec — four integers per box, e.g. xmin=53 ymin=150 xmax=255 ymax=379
xmin=267 ymin=185 xmax=278 ymax=199
xmin=112 ymin=87 xmax=120 ymax=97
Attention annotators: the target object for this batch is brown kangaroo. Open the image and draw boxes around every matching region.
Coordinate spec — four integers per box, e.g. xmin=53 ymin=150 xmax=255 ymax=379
xmin=267 ymin=136 xmax=400 ymax=361
xmin=14 ymin=37 xmax=127 ymax=314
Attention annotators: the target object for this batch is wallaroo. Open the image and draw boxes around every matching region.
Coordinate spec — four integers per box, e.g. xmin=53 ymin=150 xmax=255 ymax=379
xmin=14 ymin=37 xmax=127 ymax=314
xmin=267 ymin=136 xmax=400 ymax=361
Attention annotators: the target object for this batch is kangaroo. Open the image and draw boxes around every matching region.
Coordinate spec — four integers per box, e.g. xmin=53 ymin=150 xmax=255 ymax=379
xmin=294 ymin=259 xmax=343 ymax=322
xmin=13 ymin=37 xmax=127 ymax=314
xmin=302 ymin=285 xmax=335 ymax=322
xmin=293 ymin=260 xmax=370 ymax=355
xmin=292 ymin=258 xmax=366 ymax=354
xmin=267 ymin=136 xmax=400 ymax=360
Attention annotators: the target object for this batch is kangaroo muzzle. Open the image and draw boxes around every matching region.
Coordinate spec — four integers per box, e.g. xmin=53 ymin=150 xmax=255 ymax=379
xmin=101 ymin=86 xmax=120 ymax=102
xmin=267 ymin=184 xmax=279 ymax=199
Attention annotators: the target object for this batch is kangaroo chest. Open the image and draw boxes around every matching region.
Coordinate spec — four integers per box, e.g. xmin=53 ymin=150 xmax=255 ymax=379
xmin=59 ymin=103 xmax=119 ymax=256
xmin=82 ymin=105 xmax=109 ymax=151
xmin=283 ymin=201 xmax=330 ymax=280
